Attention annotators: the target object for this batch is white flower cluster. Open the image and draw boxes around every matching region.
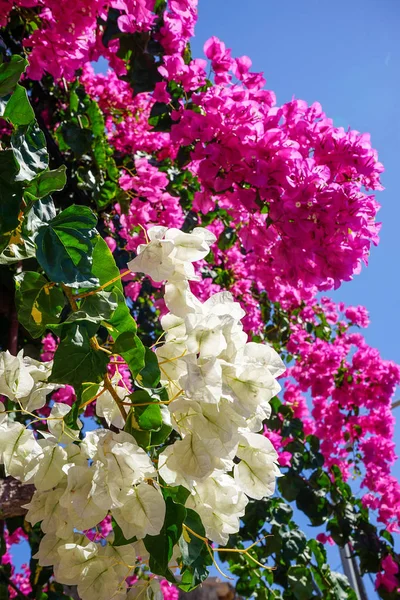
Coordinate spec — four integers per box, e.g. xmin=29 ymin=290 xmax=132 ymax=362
xmin=0 ymin=356 xmax=164 ymax=600
xmin=129 ymin=226 xmax=284 ymax=544
xmin=0 ymin=225 xmax=285 ymax=599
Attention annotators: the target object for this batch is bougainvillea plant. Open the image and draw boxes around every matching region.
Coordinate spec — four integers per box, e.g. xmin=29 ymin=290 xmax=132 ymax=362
xmin=0 ymin=2 xmax=399 ymax=600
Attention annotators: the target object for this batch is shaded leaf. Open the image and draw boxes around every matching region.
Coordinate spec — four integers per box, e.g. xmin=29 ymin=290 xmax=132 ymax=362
xmin=11 ymin=122 xmax=48 ymax=181
xmin=180 ymin=509 xmax=206 ymax=567
xmin=130 ymin=390 xmax=162 ymax=431
xmin=113 ymin=331 xmax=145 ymax=379
xmin=90 ymin=236 xmax=137 ymax=338
xmin=36 ymin=205 xmax=99 ymax=288
xmin=144 ymin=497 xmax=186 ymax=582
xmin=49 ymin=322 xmax=109 ymax=388
xmin=15 ymin=271 xmax=65 ymax=338
xmin=0 ymin=149 xmax=23 ymax=235
xmin=3 ymin=84 xmax=35 ymax=126
xmin=137 ymin=347 xmax=160 ymax=388
xmin=25 ymin=166 xmax=67 ymax=199
xmin=0 ymin=55 xmax=28 ymax=96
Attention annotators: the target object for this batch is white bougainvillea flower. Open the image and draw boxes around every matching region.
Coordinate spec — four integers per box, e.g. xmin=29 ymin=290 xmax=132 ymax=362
xmin=0 ymin=351 xmax=59 ymax=411
xmin=0 ymin=223 xmax=286 ymax=594
xmin=47 ymin=402 xmax=83 ymax=443
xmin=54 ymin=536 xmax=134 ymax=600
xmin=95 ymin=381 xmax=128 ymax=429
xmin=223 ymin=364 xmax=281 ymax=417
xmin=24 ymin=486 xmax=72 ymax=540
xmin=113 ymin=482 xmax=166 ymax=540
xmin=187 ymin=473 xmax=248 ymax=545
xmin=32 ymin=533 xmax=74 ymax=567
xmin=155 ymin=340 xmax=188 ymax=383
xmin=181 ymin=356 xmax=223 ymax=404
xmin=234 ymin=432 xmax=281 ymax=500
xmin=54 ymin=538 xmax=99 ymax=584
xmin=0 ymin=420 xmax=40 ymax=480
xmin=0 ymin=401 xmax=6 ymax=425
xmin=20 ymin=356 xmax=60 ymax=412
xmin=128 ymin=226 xmax=216 ymax=283
xmin=242 ymin=342 xmax=286 ymax=377
xmin=59 ymin=466 xmax=108 ymax=531
xmin=24 ymin=438 xmax=68 ymax=491
xmin=164 ymin=281 xmax=202 ymax=317
xmin=0 ymin=350 xmax=34 ymax=401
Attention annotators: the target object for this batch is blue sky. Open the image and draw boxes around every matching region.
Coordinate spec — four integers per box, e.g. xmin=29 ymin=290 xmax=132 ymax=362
xmin=189 ymin=0 xmax=400 ymax=595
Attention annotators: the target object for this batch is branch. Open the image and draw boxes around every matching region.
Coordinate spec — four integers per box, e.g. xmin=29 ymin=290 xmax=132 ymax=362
xmin=0 ymin=573 xmax=31 ymax=600
xmin=0 ymin=477 xmax=34 ymax=519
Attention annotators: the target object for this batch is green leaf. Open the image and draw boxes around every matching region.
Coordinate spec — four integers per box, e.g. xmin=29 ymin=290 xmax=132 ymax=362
xmin=3 ymin=84 xmax=35 ymax=126
xmin=125 ymin=419 xmax=151 ymax=449
xmin=137 ymin=347 xmax=161 ymax=388
xmin=0 ymin=55 xmax=28 ymax=96
xmin=111 ymin=518 xmax=137 ymax=547
xmin=47 ymin=290 xmax=119 ymax=333
xmin=329 ymin=571 xmax=355 ymax=600
xmin=90 ymin=237 xmax=137 ymax=338
xmin=278 ymin=473 xmax=305 ymax=502
xmin=150 ymin=423 xmax=172 ymax=447
xmin=144 ymin=497 xmax=186 ymax=581
xmin=130 ymin=390 xmax=162 ymax=431
xmin=281 ymin=529 xmax=307 ymax=562
xmin=11 ymin=122 xmax=48 ymax=181
xmin=63 ymin=396 xmax=81 ymax=431
xmin=49 ymin=322 xmax=109 ymax=388
xmin=0 ymin=579 xmax=9 ymax=600
xmin=113 ymin=331 xmax=145 ymax=378
xmin=179 ymin=550 xmax=212 ymax=592
xmin=296 ymin=487 xmax=331 ymax=526
xmin=79 ymin=382 xmax=99 ymax=405
xmin=36 ymin=205 xmax=99 ymax=288
xmin=218 ymin=227 xmax=237 ymax=251
xmin=25 ymin=166 xmax=67 ymax=200
xmin=307 ymin=539 xmax=326 ymax=569
xmin=180 ymin=509 xmax=206 ymax=566
xmin=15 ymin=271 xmax=65 ymax=338
xmin=60 ymin=122 xmax=92 ymax=157
xmin=0 ymin=149 xmax=23 ymax=235
xmin=162 ymin=484 xmax=190 ymax=506
xmin=62 ymin=382 xmax=97 ymax=432
xmin=0 ymin=197 xmax=55 ymax=264
xmin=287 ymin=565 xmax=314 ymax=600
xmin=79 ymin=290 xmax=118 ymax=321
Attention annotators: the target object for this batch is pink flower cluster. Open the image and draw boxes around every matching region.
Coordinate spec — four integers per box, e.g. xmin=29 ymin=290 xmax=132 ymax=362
xmin=3 ymin=0 xmax=198 ymax=81
xmin=170 ymin=38 xmax=383 ymax=298
xmin=283 ymin=299 xmax=400 ymax=533
xmin=1 ymin=526 xmax=32 ymax=598
xmin=376 ymin=555 xmax=399 ymax=594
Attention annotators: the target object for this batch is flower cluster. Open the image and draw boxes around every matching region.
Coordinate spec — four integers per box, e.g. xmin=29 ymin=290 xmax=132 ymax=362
xmin=280 ymin=299 xmax=400 ymax=532
xmin=128 ymin=226 xmax=284 ymax=544
xmin=0 ymin=226 xmax=284 ymax=598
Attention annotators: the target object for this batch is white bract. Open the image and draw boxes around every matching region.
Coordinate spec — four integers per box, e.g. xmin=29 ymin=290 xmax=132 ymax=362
xmin=129 ymin=226 xmax=285 ymax=542
xmin=0 ymin=350 xmax=59 ymax=411
xmin=0 ymin=225 xmax=285 ymax=600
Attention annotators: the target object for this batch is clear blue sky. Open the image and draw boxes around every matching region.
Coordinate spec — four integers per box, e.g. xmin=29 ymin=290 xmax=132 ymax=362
xmin=190 ymin=0 xmax=400 ymax=595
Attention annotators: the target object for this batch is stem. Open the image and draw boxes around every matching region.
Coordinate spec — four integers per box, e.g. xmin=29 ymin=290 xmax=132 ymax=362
xmin=0 ymin=571 xmax=30 ymax=600
xmin=61 ymin=284 xmax=78 ymax=312
xmin=7 ymin=300 xmax=19 ymax=355
xmin=75 ymin=270 xmax=131 ymax=299
xmin=103 ymin=374 xmax=127 ymax=423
